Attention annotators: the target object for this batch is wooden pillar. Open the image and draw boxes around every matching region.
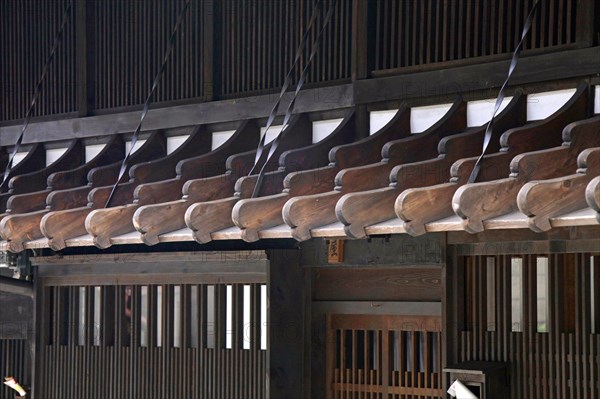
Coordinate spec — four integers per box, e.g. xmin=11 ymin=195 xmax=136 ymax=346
xmin=204 ymin=0 xmax=219 ymax=101
xmin=31 ymin=268 xmax=42 ymax=399
xmin=442 ymin=236 xmax=460 ymax=393
xmin=266 ymin=249 xmax=304 ymax=399
xmin=576 ymin=0 xmax=597 ymax=48
xmin=350 ymin=0 xmax=376 ymax=140
xmin=75 ymin=0 xmax=95 ymax=116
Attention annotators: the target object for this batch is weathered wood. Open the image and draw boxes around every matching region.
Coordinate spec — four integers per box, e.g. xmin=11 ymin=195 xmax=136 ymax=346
xmin=585 ymin=176 xmax=600 ymax=223
xmin=354 ymin=47 xmax=600 ymax=105
xmin=398 ymin=92 xmax=588 ymax=235
xmin=313 ymin=266 xmax=442 ymax=301
xmin=0 ymin=276 xmax=33 ymax=298
xmin=186 ymin=114 xmax=314 ymax=243
xmin=518 ymin=146 xmax=600 ymax=232
xmin=7 ymin=140 xmax=84 ymax=194
xmin=131 ymin=121 xmax=260 ymax=245
xmin=49 ymin=135 xmax=125 ymax=190
xmin=39 ymin=132 xmax=167 ymax=250
xmin=267 ymin=249 xmax=304 ymax=399
xmin=232 ymin=111 xmax=356 ymax=242
xmin=453 ymin=84 xmax=591 ymax=233
xmin=0 ymin=144 xmax=46 ymax=194
xmin=331 ymin=99 xmax=467 ymax=238
xmin=1 ymin=136 xmax=124 ymax=215
xmin=85 ymin=127 xmax=212 ymax=248
xmin=282 ymin=105 xmax=414 ymax=240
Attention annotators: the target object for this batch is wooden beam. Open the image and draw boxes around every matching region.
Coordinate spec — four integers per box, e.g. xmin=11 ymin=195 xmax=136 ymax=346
xmin=186 ymin=115 xmax=313 ymax=243
xmin=132 ymin=120 xmax=260 ymax=245
xmin=453 ymin=84 xmax=592 ymax=233
xmin=0 ymin=276 xmax=33 ymax=298
xmin=283 ymin=105 xmax=412 ymax=240
xmin=354 ymin=47 xmax=600 ymax=105
xmin=518 ymin=146 xmax=600 ymax=231
xmin=84 ymin=126 xmax=212 ymax=248
xmin=0 ymin=84 xmax=354 ymax=146
xmin=267 ymin=249 xmax=304 ymax=399
xmin=335 ymin=99 xmax=467 ymax=239
xmin=313 ymin=266 xmax=442 ymax=301
xmin=232 ymin=111 xmax=356 ymax=242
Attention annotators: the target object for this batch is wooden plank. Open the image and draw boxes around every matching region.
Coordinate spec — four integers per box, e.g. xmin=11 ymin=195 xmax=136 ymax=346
xmin=355 ymin=47 xmax=600 ymax=105
xmin=518 ymin=146 xmax=600 ymax=232
xmin=313 ymin=266 xmax=442 ymax=302
xmin=0 ymin=84 xmax=354 ymax=146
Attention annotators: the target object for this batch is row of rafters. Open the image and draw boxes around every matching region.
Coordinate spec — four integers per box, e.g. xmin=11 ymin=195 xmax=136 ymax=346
xmin=0 ymin=83 xmax=598 ymax=252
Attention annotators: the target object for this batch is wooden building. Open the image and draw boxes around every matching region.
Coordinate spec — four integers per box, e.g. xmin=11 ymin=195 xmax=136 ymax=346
xmin=1 ymin=0 xmax=599 ymax=398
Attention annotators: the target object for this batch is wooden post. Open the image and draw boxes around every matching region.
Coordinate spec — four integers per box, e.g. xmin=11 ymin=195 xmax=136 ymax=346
xmin=204 ymin=0 xmax=219 ymax=101
xmin=576 ymin=0 xmax=597 ymax=48
xmin=266 ymin=249 xmax=304 ymax=399
xmin=75 ymin=0 xmax=95 ymax=116
xmin=350 ymin=0 xmax=376 ymax=140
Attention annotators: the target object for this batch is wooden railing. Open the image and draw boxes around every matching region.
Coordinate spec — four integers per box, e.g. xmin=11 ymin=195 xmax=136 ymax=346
xmin=458 ymin=253 xmax=600 ymax=398
xmin=0 ymin=0 xmax=596 ymax=122
xmin=39 ymin=282 xmax=268 ymax=398
xmin=372 ymin=0 xmax=581 ymax=73
xmin=327 ymin=314 xmax=443 ymax=399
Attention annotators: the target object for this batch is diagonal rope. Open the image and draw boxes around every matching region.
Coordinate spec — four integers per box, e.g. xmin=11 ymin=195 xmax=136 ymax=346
xmin=104 ymin=0 xmax=191 ymax=208
xmin=0 ymin=0 xmax=73 ymax=191
xmin=468 ymin=0 xmax=540 ymax=183
xmin=251 ymin=0 xmax=339 ymax=198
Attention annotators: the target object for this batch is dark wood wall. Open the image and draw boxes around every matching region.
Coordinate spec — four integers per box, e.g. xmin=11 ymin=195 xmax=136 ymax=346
xmin=445 ymin=229 xmax=600 ymax=398
xmin=33 ymin=252 xmax=270 ymax=399
xmin=0 ymin=339 xmax=28 ymax=399
xmin=300 ymin=235 xmax=444 ymax=398
xmin=2 ymin=0 xmax=597 ymax=122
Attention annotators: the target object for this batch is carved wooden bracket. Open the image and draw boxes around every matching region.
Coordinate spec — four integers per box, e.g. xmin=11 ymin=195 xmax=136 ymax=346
xmin=452 ymin=84 xmax=591 ymax=233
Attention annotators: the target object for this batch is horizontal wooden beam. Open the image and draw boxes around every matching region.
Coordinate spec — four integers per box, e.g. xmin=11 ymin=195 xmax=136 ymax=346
xmin=312 ymin=301 xmax=441 ymax=316
xmin=0 ymin=84 xmax=354 ymax=146
xmin=354 ymin=47 xmax=600 ymax=105
xmin=0 ymin=276 xmax=33 ymax=298
xmin=32 ymin=250 xmax=267 ymax=265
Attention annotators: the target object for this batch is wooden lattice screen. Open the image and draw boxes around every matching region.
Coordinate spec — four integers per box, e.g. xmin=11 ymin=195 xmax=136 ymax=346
xmin=459 ymin=253 xmax=600 ymax=398
xmin=372 ymin=0 xmax=581 ymax=72
xmin=37 ymin=282 xmax=267 ymax=399
xmin=326 ymin=314 xmax=443 ymax=399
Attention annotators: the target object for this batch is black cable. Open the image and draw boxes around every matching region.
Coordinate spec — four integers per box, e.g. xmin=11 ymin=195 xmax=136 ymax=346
xmin=468 ymin=0 xmax=540 ymax=183
xmin=104 ymin=0 xmax=191 ymax=208
xmin=251 ymin=0 xmax=339 ymax=198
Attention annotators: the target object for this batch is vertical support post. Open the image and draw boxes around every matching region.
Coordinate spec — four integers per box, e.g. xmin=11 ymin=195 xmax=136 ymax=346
xmin=203 ymin=0 xmax=219 ymax=101
xmin=576 ymin=0 xmax=597 ymax=48
xmin=350 ymin=0 xmax=376 ymax=140
xmin=266 ymin=249 xmax=304 ymax=399
xmin=31 ymin=268 xmax=42 ymax=398
xmin=443 ymin=236 xmax=460 ymax=393
xmin=75 ymin=0 xmax=95 ymax=116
